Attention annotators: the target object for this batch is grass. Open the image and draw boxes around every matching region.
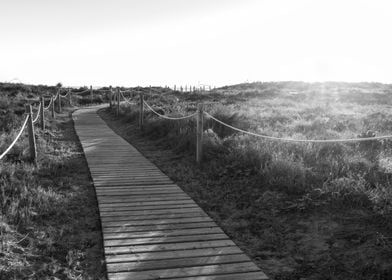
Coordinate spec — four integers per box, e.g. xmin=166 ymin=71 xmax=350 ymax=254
xmin=0 ymin=83 xmax=106 ymax=279
xmin=99 ymin=81 xmax=392 ymax=279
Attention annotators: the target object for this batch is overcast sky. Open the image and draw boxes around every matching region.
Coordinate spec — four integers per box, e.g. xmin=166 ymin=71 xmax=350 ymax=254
xmin=1 ymin=0 xmax=391 ymax=87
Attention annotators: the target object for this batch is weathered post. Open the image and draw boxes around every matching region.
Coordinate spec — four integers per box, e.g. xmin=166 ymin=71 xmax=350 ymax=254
xmin=90 ymin=85 xmax=93 ymax=104
xmin=51 ymin=97 xmax=55 ymax=118
xmin=116 ymin=87 xmax=120 ymax=116
xmin=109 ymin=85 xmax=112 ymax=108
xmin=40 ymin=96 xmax=45 ymax=130
xmin=57 ymin=92 xmax=62 ymax=113
xmin=26 ymin=105 xmax=37 ymax=164
xmin=196 ymin=103 xmax=203 ymax=163
xmin=68 ymin=90 xmax=73 ymax=106
xmin=174 ymin=85 xmax=176 ymax=91
xmin=139 ymin=92 xmax=144 ymax=131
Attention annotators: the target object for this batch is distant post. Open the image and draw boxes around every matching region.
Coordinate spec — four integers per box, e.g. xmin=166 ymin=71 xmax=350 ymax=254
xmin=116 ymin=87 xmax=120 ymax=116
xmin=90 ymin=85 xmax=93 ymax=104
xmin=174 ymin=85 xmax=176 ymax=91
xmin=68 ymin=90 xmax=73 ymax=106
xmin=139 ymin=92 xmax=144 ymax=131
xmin=109 ymin=85 xmax=112 ymax=108
xmin=26 ymin=105 xmax=37 ymax=164
xmin=40 ymin=96 xmax=45 ymax=130
xmin=57 ymin=92 xmax=62 ymax=113
xmin=51 ymin=97 xmax=55 ymax=118
xmin=196 ymin=103 xmax=203 ymax=163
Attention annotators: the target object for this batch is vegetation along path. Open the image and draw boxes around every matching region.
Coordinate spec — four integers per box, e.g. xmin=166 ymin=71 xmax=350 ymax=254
xmin=72 ymin=104 xmax=269 ymax=280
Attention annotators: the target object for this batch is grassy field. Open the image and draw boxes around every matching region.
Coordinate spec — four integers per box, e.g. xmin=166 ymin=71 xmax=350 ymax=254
xmin=0 ymin=83 xmax=106 ymax=279
xmin=100 ymin=81 xmax=392 ymax=280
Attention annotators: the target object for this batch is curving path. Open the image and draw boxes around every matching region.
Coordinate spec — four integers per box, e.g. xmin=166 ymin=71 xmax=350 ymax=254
xmin=73 ymin=105 xmax=268 ymax=280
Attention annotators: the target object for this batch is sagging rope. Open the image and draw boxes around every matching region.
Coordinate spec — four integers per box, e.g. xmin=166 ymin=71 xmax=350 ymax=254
xmin=120 ymin=89 xmax=133 ymax=94
xmin=0 ymin=115 xmax=29 ymax=160
xmin=59 ymin=91 xmax=69 ymax=98
xmin=72 ymin=89 xmax=89 ymax=94
xmin=32 ymin=102 xmax=42 ymax=124
xmin=204 ymin=112 xmax=392 ymax=143
xmin=143 ymin=100 xmax=197 ymax=120
xmin=43 ymin=97 xmax=53 ymax=110
xmin=120 ymin=91 xmax=137 ymax=104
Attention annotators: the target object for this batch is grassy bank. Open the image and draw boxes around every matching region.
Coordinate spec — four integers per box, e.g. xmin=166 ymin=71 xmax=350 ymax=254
xmin=100 ymin=82 xmax=392 ymax=279
xmin=0 ymin=83 xmax=106 ymax=280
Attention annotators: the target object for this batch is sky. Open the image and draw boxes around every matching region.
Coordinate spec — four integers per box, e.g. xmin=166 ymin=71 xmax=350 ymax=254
xmin=1 ymin=0 xmax=392 ymax=87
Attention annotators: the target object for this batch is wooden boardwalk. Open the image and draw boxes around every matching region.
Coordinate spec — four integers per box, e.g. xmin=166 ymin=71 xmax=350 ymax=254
xmin=73 ymin=105 xmax=268 ymax=280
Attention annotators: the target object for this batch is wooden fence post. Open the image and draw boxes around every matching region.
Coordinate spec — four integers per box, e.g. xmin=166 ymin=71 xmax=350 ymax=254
xmin=25 ymin=105 xmax=37 ymax=164
xmin=69 ymin=91 xmax=73 ymax=106
xmin=51 ymin=97 xmax=55 ymax=118
xmin=174 ymin=85 xmax=176 ymax=91
xmin=196 ymin=103 xmax=203 ymax=163
xmin=90 ymin=85 xmax=93 ymax=104
xmin=40 ymin=96 xmax=45 ymax=130
xmin=109 ymin=86 xmax=112 ymax=108
xmin=139 ymin=92 xmax=144 ymax=130
xmin=57 ymin=92 xmax=62 ymax=113
xmin=116 ymin=87 xmax=120 ymax=116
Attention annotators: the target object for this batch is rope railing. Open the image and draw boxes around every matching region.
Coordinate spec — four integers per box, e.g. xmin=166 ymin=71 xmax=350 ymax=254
xmin=1 ymin=84 xmax=116 ymax=163
xmin=204 ymin=112 xmax=392 ymax=143
xmin=0 ymin=116 xmax=29 ymax=160
xmin=59 ymin=91 xmax=69 ymax=98
xmin=71 ymin=88 xmax=89 ymax=94
xmin=120 ymin=91 xmax=137 ymax=104
xmin=143 ymin=100 xmax=197 ymax=120
xmin=119 ymin=89 xmax=134 ymax=94
xmin=110 ymin=88 xmax=392 ymax=163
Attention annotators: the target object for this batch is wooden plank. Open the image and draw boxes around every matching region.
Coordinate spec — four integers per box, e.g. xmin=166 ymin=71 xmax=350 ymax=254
xmin=105 ymin=246 xmax=242 ymax=263
xmin=167 ymin=271 xmax=269 ymax=280
xmin=104 ymin=233 xmax=228 ymax=247
xmin=103 ymin=227 xmax=223 ymax=240
xmin=107 ymin=254 xmax=250 ymax=273
xmin=97 ymin=196 xmax=191 ymax=203
xmin=104 ymin=240 xmax=236 ymax=254
xmin=96 ymin=186 xmax=181 ymax=192
xmin=107 ymin=262 xmax=260 ymax=280
xmin=98 ymin=199 xmax=196 ymax=207
xmin=97 ymin=190 xmax=184 ymax=196
xmin=98 ymin=203 xmax=198 ymax=211
xmin=94 ymin=181 xmax=175 ymax=187
xmin=99 ymin=207 xmax=203 ymax=216
xmin=100 ymin=211 xmax=208 ymax=222
xmin=101 ymin=216 xmax=212 ymax=228
xmin=102 ymin=222 xmax=219 ymax=233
